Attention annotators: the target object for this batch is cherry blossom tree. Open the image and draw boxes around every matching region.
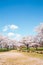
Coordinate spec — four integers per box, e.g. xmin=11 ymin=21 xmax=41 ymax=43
xmin=22 ymin=36 xmax=33 ymax=51
xmin=35 ymin=23 xmax=43 ymax=47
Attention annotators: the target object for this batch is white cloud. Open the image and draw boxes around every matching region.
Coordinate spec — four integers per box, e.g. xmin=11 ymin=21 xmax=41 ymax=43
xmin=3 ymin=24 xmax=19 ymax=32
xmin=16 ymin=34 xmax=21 ymax=38
xmin=7 ymin=32 xmax=15 ymax=37
xmin=15 ymin=34 xmax=21 ymax=40
xmin=7 ymin=32 xmax=21 ymax=40
xmin=2 ymin=24 xmax=21 ymax=40
xmin=3 ymin=26 xmax=8 ymax=32
xmin=9 ymin=24 xmax=18 ymax=30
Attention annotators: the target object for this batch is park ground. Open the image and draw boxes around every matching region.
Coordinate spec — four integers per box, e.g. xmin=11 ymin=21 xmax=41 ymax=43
xmin=0 ymin=50 xmax=43 ymax=65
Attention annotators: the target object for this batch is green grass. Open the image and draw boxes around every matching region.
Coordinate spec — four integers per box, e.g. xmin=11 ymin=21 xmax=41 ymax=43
xmin=37 ymin=47 xmax=43 ymax=51
xmin=20 ymin=47 xmax=43 ymax=52
xmin=0 ymin=47 xmax=43 ymax=52
xmin=0 ymin=48 xmax=10 ymax=52
xmin=0 ymin=47 xmax=17 ymax=52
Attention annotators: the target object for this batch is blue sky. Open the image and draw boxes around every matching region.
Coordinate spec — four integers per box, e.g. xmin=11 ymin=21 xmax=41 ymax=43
xmin=0 ymin=0 xmax=43 ymax=40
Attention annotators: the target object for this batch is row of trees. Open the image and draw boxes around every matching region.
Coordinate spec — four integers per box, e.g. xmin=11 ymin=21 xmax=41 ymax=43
xmin=0 ymin=36 xmax=17 ymax=49
xmin=21 ymin=23 xmax=43 ymax=51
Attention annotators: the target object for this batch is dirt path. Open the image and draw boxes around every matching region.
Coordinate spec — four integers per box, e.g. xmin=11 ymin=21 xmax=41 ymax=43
xmin=0 ymin=51 xmax=43 ymax=65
